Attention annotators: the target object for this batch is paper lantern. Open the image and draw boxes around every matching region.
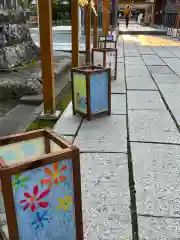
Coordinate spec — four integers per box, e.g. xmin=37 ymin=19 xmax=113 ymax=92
xmin=71 ymin=65 xmax=111 ymax=120
xmin=92 ymin=48 xmax=117 ymax=80
xmin=0 ymin=130 xmax=83 ymax=240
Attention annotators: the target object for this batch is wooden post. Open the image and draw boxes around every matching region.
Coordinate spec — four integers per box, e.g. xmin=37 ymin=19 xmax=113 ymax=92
xmin=72 ymin=0 xmax=79 ymax=67
xmin=38 ymin=0 xmax=56 ymax=115
xmin=151 ymin=4 xmax=155 ymax=26
xmin=102 ymin=0 xmax=110 ymax=36
xmin=85 ymin=1 xmax=91 ymax=64
xmin=112 ymin=0 xmax=117 ymax=29
xmin=93 ymin=0 xmax=98 ymax=48
xmin=177 ymin=8 xmax=180 ymax=29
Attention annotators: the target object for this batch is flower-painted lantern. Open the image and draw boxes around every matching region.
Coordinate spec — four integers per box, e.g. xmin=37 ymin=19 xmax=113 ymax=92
xmin=0 ymin=129 xmax=83 ymax=240
xmin=99 ymin=35 xmax=117 ymax=49
xmin=108 ymin=28 xmax=119 ymax=40
xmin=92 ymin=48 xmax=117 ymax=80
xmin=71 ymin=65 xmax=111 ymax=120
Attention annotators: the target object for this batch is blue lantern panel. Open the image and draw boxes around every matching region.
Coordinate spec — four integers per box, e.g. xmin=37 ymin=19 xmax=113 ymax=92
xmin=90 ymin=71 xmax=109 ymax=114
xmin=11 ymin=158 xmax=76 ymax=240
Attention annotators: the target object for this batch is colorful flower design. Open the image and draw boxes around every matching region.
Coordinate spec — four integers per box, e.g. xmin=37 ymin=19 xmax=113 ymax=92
xmin=12 ymin=174 xmax=29 ymax=192
xmin=20 ymin=185 xmax=50 ymax=212
xmin=32 ymin=210 xmax=50 ymax=231
xmin=41 ymin=162 xmax=68 ymax=188
xmin=57 ymin=196 xmax=72 ymax=212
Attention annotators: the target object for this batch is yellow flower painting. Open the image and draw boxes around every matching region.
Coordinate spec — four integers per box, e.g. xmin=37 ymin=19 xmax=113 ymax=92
xmin=57 ymin=196 xmax=72 ymax=212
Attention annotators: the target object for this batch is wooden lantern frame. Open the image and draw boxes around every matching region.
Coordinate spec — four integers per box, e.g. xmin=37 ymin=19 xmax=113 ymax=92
xmin=71 ymin=65 xmax=111 ymax=121
xmin=98 ymin=36 xmax=117 ymax=49
xmin=0 ymin=129 xmax=83 ymax=240
xmin=92 ymin=48 xmax=118 ymax=80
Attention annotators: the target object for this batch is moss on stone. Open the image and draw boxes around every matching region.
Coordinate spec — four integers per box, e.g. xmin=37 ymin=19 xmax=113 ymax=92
xmin=18 ymin=59 xmax=38 ymax=69
xmin=26 ymin=89 xmax=72 ymax=131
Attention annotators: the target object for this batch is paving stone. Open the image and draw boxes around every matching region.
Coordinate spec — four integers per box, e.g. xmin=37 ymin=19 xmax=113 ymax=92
xmin=124 ymin=51 xmax=140 ymax=57
xmin=131 ymin=142 xmax=180 ymax=217
xmin=152 ymin=49 xmax=175 ymax=58
xmin=117 ymin=57 xmax=124 ymax=63
xmin=54 ymin=102 xmax=82 ymax=135
xmin=61 ymin=135 xmax=74 ymax=143
xmin=152 ymin=74 xmax=180 ymax=84
xmin=170 ymin=51 xmax=180 ymax=58
xmin=128 ymin=91 xmax=165 ymax=110
xmin=163 ymin=47 xmax=180 ymax=58
xmin=144 ymin=59 xmax=166 ymax=66
xmin=157 ymin=84 xmax=180 ymax=125
xmin=138 ymin=216 xmax=180 ymax=240
xmin=142 ymin=55 xmax=161 ymax=61
xmin=75 ymin=115 xmax=127 ymax=152
xmin=137 ymin=47 xmax=155 ymax=55
xmin=162 ymin=58 xmax=180 ymax=66
xmin=111 ymin=94 xmax=126 ymax=115
xmin=112 ymin=65 xmax=125 ymax=93
xmin=126 ymin=66 xmax=150 ymax=77
xmin=128 ymin=110 xmax=180 ymax=143
xmin=126 ymin=77 xmax=157 ymax=90
xmin=148 ymin=66 xmax=174 ymax=74
xmin=170 ymin=68 xmax=180 ymax=77
xmin=125 ymin=57 xmax=144 ymax=65
xmin=117 ymin=63 xmax=125 ymax=72
xmin=81 ymin=153 xmax=132 ymax=240
xmin=111 ymin=79 xmax=126 ymax=93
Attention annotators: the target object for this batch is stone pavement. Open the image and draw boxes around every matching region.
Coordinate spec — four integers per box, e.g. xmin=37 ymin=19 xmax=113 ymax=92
xmin=118 ymin=21 xmax=166 ymax=35
xmin=54 ymin=35 xmax=180 ymax=239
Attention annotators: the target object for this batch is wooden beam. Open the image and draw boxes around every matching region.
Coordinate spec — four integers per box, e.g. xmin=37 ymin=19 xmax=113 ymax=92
xmin=93 ymin=0 xmax=98 ymax=48
xmin=102 ymin=0 xmax=110 ymax=35
xmin=38 ymin=0 xmax=55 ymax=114
xmin=72 ymin=0 xmax=79 ymax=67
xmin=85 ymin=2 xmax=91 ymax=64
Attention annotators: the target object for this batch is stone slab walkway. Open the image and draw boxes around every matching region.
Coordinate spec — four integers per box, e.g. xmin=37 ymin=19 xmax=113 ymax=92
xmin=54 ymin=35 xmax=180 ymax=239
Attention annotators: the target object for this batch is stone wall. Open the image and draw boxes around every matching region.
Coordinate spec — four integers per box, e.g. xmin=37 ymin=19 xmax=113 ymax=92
xmin=0 ymin=11 xmax=39 ymax=70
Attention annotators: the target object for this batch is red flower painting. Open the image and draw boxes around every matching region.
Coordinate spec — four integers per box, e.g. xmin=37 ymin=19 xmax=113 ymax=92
xmin=20 ymin=185 xmax=50 ymax=212
xmin=41 ymin=162 xmax=68 ymax=188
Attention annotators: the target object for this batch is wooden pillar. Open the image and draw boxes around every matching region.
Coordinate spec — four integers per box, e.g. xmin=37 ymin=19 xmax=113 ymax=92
xmin=85 ymin=2 xmax=91 ymax=64
xmin=112 ymin=0 xmax=117 ymax=29
xmin=102 ymin=0 xmax=110 ymax=35
xmin=38 ymin=0 xmax=56 ymax=115
xmin=154 ymin=0 xmax=163 ymax=25
xmin=72 ymin=0 xmax=79 ymax=67
xmin=151 ymin=4 xmax=155 ymax=26
xmin=177 ymin=8 xmax=180 ymax=29
xmin=93 ymin=0 xmax=98 ymax=48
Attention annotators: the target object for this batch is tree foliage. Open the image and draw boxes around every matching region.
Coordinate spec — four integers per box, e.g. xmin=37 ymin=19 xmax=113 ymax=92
xmin=26 ymin=0 xmax=70 ymax=20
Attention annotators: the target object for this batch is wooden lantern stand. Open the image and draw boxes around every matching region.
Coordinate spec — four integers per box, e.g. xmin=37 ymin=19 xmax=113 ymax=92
xmin=176 ymin=8 xmax=180 ymax=39
xmin=93 ymin=0 xmax=98 ymax=48
xmin=100 ymin=0 xmax=117 ymax=48
xmin=91 ymin=0 xmax=117 ymax=80
xmin=102 ymin=0 xmax=110 ymax=37
xmin=85 ymin=2 xmax=91 ymax=64
xmin=37 ymin=0 xmax=99 ymax=120
xmin=71 ymin=0 xmax=111 ymax=120
xmin=0 ymin=130 xmax=84 ymax=239
xmin=38 ymin=0 xmax=60 ymax=120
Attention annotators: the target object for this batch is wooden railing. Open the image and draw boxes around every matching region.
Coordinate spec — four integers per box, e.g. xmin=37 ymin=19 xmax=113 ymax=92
xmin=27 ymin=19 xmax=71 ymax=28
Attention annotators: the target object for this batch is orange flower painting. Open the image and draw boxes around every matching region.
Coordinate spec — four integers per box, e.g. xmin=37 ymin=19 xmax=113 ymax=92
xmin=41 ymin=162 xmax=68 ymax=189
